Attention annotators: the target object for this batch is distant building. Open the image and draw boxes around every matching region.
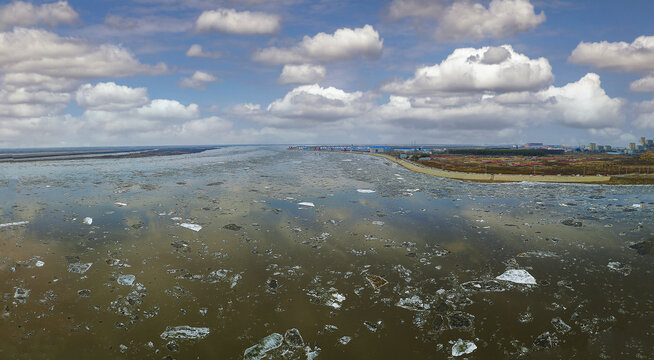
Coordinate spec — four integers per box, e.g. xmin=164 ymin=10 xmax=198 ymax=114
xmin=647 ymin=139 xmax=653 ymax=147
xmin=604 ymin=145 xmax=612 ymax=151
xmin=589 ymin=142 xmax=597 ymax=151
xmin=641 ymin=137 xmax=646 ymax=146
xmin=524 ymin=143 xmax=544 ymax=148
xmin=629 ymin=142 xmax=636 ymax=151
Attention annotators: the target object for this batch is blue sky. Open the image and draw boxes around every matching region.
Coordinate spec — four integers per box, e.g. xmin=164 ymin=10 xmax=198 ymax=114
xmin=1 ymin=0 xmax=654 ymax=147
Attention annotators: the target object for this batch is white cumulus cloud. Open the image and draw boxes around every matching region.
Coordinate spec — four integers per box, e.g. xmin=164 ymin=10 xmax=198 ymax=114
xmin=76 ymin=82 xmax=149 ymax=111
xmin=388 ymin=0 xmax=545 ymax=41
xmin=179 ymin=71 xmax=219 ymax=90
xmin=195 ymin=8 xmax=280 ymax=35
xmin=278 ymin=64 xmax=326 ymax=84
xmin=253 ymin=25 xmax=383 ymax=64
xmin=630 ymin=76 xmax=654 ymax=93
xmin=0 ymin=1 xmax=78 ymax=31
xmin=569 ymin=36 xmax=654 ymax=73
xmin=382 ymin=45 xmax=553 ymax=94
xmin=186 ymin=44 xmax=221 ymax=58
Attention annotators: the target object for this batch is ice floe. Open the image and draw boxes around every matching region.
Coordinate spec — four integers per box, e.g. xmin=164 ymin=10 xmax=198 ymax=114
xmin=117 ymin=274 xmax=136 ymax=286
xmin=451 ymin=339 xmax=477 ymax=356
xmin=180 ymin=223 xmax=202 ymax=232
xmin=298 ymin=202 xmax=315 ymax=207
xmin=357 ymin=189 xmax=376 ymax=193
xmin=68 ymin=262 xmax=93 ymax=274
xmin=0 ymin=221 xmax=29 ymax=228
xmin=160 ymin=326 xmax=210 ymax=340
xmin=114 ymin=202 xmax=127 ymax=207
xmin=495 ymin=269 xmax=537 ymax=285
xmin=244 ymin=333 xmax=283 ymax=360
xmin=83 ymin=217 xmax=93 ymax=225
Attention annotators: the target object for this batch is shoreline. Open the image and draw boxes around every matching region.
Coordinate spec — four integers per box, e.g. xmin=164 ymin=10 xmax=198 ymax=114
xmin=368 ymin=153 xmax=614 ymax=184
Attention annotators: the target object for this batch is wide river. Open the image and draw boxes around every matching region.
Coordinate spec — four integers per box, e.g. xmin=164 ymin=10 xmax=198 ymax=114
xmin=1 ymin=146 xmax=653 ymax=359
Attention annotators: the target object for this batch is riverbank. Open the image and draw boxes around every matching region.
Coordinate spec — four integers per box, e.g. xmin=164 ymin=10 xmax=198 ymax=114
xmin=370 ymin=153 xmax=617 ymax=183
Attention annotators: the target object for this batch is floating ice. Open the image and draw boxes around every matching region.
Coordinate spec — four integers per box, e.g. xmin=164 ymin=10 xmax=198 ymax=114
xmin=325 ymin=292 xmax=346 ymax=309
xmin=632 ymin=204 xmax=641 ymax=208
xmin=284 ymin=328 xmax=304 ymax=348
xmin=395 ymin=295 xmax=430 ymax=311
xmin=495 ymin=269 xmax=537 ymax=285
xmin=114 ymin=202 xmax=127 ymax=207
xmin=244 ymin=333 xmax=283 ymax=360
xmin=83 ymin=217 xmax=93 ymax=225
xmin=298 ymin=202 xmax=315 ymax=207
xmin=14 ymin=287 xmax=30 ymax=299
xmin=451 ymin=339 xmax=477 ymax=357
xmin=607 ymin=261 xmax=631 ymax=276
xmin=68 ymin=262 xmax=93 ymax=274
xmin=338 ymin=336 xmax=351 ymax=345
xmin=117 ymin=274 xmax=136 ymax=286
xmin=35 ymin=260 xmax=45 ymax=267
xmin=180 ymin=223 xmax=202 ymax=232
xmin=171 ymin=217 xmax=182 ymax=221
xmin=160 ymin=326 xmax=210 ymax=340
xmin=372 ymin=221 xmax=384 ymax=226
xmin=365 ymin=274 xmax=388 ymax=290
xmin=357 ymin=189 xmax=376 ymax=193
xmin=0 ymin=221 xmax=29 ymax=228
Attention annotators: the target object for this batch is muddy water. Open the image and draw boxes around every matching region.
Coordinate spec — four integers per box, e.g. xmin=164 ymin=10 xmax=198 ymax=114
xmin=1 ymin=146 xmax=653 ymax=359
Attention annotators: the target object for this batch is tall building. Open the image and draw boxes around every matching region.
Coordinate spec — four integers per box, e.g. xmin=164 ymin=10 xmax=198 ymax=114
xmin=589 ymin=142 xmax=597 ymax=151
xmin=647 ymin=139 xmax=653 ymax=147
xmin=640 ymin=137 xmax=646 ymax=146
xmin=629 ymin=142 xmax=636 ymax=151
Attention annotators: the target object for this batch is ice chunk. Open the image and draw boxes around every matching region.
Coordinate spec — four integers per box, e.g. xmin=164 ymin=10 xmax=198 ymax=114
xmin=298 ymin=202 xmax=315 ymax=207
xmin=114 ymin=202 xmax=127 ymax=207
xmin=0 ymin=221 xmax=29 ymax=228
xmin=180 ymin=223 xmax=202 ymax=232
xmin=338 ymin=336 xmax=351 ymax=345
xmin=68 ymin=262 xmax=93 ymax=274
xmin=357 ymin=189 xmax=376 ymax=194
xmin=365 ymin=274 xmax=388 ymax=290
xmin=372 ymin=221 xmax=384 ymax=226
xmin=160 ymin=326 xmax=210 ymax=340
xmin=551 ymin=317 xmax=571 ymax=334
xmin=244 ymin=333 xmax=283 ymax=360
xmin=325 ymin=292 xmax=346 ymax=309
xmin=396 ymin=295 xmax=430 ymax=311
xmin=607 ymin=261 xmax=631 ymax=276
xmin=83 ymin=217 xmax=93 ymax=225
xmin=171 ymin=217 xmax=182 ymax=221
xmin=284 ymin=328 xmax=304 ymax=348
xmin=451 ymin=339 xmax=477 ymax=357
xmin=14 ymin=287 xmax=30 ymax=299
xmin=35 ymin=260 xmax=45 ymax=267
xmin=495 ymin=269 xmax=537 ymax=285
xmin=117 ymin=274 xmax=136 ymax=286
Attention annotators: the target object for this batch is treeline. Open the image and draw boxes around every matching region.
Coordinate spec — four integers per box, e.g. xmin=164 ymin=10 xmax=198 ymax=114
xmin=445 ymin=148 xmax=564 ymax=156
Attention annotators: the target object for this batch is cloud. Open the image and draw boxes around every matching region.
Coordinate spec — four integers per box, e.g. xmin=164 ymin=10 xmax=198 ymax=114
xmin=186 ymin=44 xmax=221 ymax=58
xmin=179 ymin=71 xmax=219 ymax=90
xmin=569 ymin=36 xmax=654 ymax=73
xmin=633 ymin=99 xmax=654 ymax=129
xmin=382 ymin=45 xmax=553 ymax=94
xmin=376 ymin=73 xmax=623 ymax=132
xmin=388 ymin=0 xmax=545 ymax=41
xmin=0 ymin=28 xmax=168 ymax=78
xmin=253 ymin=25 xmax=383 ymax=64
xmin=0 ymin=1 xmax=78 ymax=31
xmin=278 ymin=64 xmax=326 ymax=84
xmin=630 ymin=76 xmax=654 ymax=93
xmin=76 ymin=82 xmax=149 ymax=111
xmin=266 ymin=84 xmax=375 ymax=123
xmin=195 ymin=8 xmax=280 ymax=35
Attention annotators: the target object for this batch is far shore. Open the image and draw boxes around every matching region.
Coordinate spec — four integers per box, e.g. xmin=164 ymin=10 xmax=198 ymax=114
xmin=292 ymin=148 xmax=654 ymax=184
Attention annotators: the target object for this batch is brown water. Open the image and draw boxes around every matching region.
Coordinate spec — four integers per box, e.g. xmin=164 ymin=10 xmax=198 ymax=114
xmin=1 ymin=146 xmax=653 ymax=359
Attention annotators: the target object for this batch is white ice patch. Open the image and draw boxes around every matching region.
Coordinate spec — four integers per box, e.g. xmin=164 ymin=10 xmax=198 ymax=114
xmin=496 ymin=269 xmax=537 ymax=285
xmin=244 ymin=333 xmax=283 ymax=360
xmin=117 ymin=274 xmax=136 ymax=286
xmin=372 ymin=221 xmax=384 ymax=226
xmin=35 ymin=261 xmax=45 ymax=267
xmin=160 ymin=326 xmax=210 ymax=340
xmin=0 ymin=221 xmax=29 ymax=228
xmin=325 ymin=292 xmax=346 ymax=309
xmin=114 ymin=202 xmax=127 ymax=207
xmin=68 ymin=262 xmax=93 ymax=274
xmin=83 ymin=217 xmax=93 ymax=225
xmin=180 ymin=223 xmax=202 ymax=232
xmin=298 ymin=202 xmax=315 ymax=207
xmin=452 ymin=339 xmax=477 ymax=357
xmin=356 ymin=189 xmax=376 ymax=193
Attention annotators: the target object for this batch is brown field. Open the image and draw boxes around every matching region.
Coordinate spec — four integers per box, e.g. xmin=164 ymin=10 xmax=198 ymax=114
xmin=416 ymin=152 xmax=654 ymax=177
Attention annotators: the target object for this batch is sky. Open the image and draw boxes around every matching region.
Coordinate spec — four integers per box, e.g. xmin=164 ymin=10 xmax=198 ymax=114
xmin=1 ymin=0 xmax=654 ymax=148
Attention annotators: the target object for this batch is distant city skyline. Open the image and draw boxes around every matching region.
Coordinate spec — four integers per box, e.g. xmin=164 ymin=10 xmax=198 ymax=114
xmin=1 ymin=0 xmax=654 ymax=148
